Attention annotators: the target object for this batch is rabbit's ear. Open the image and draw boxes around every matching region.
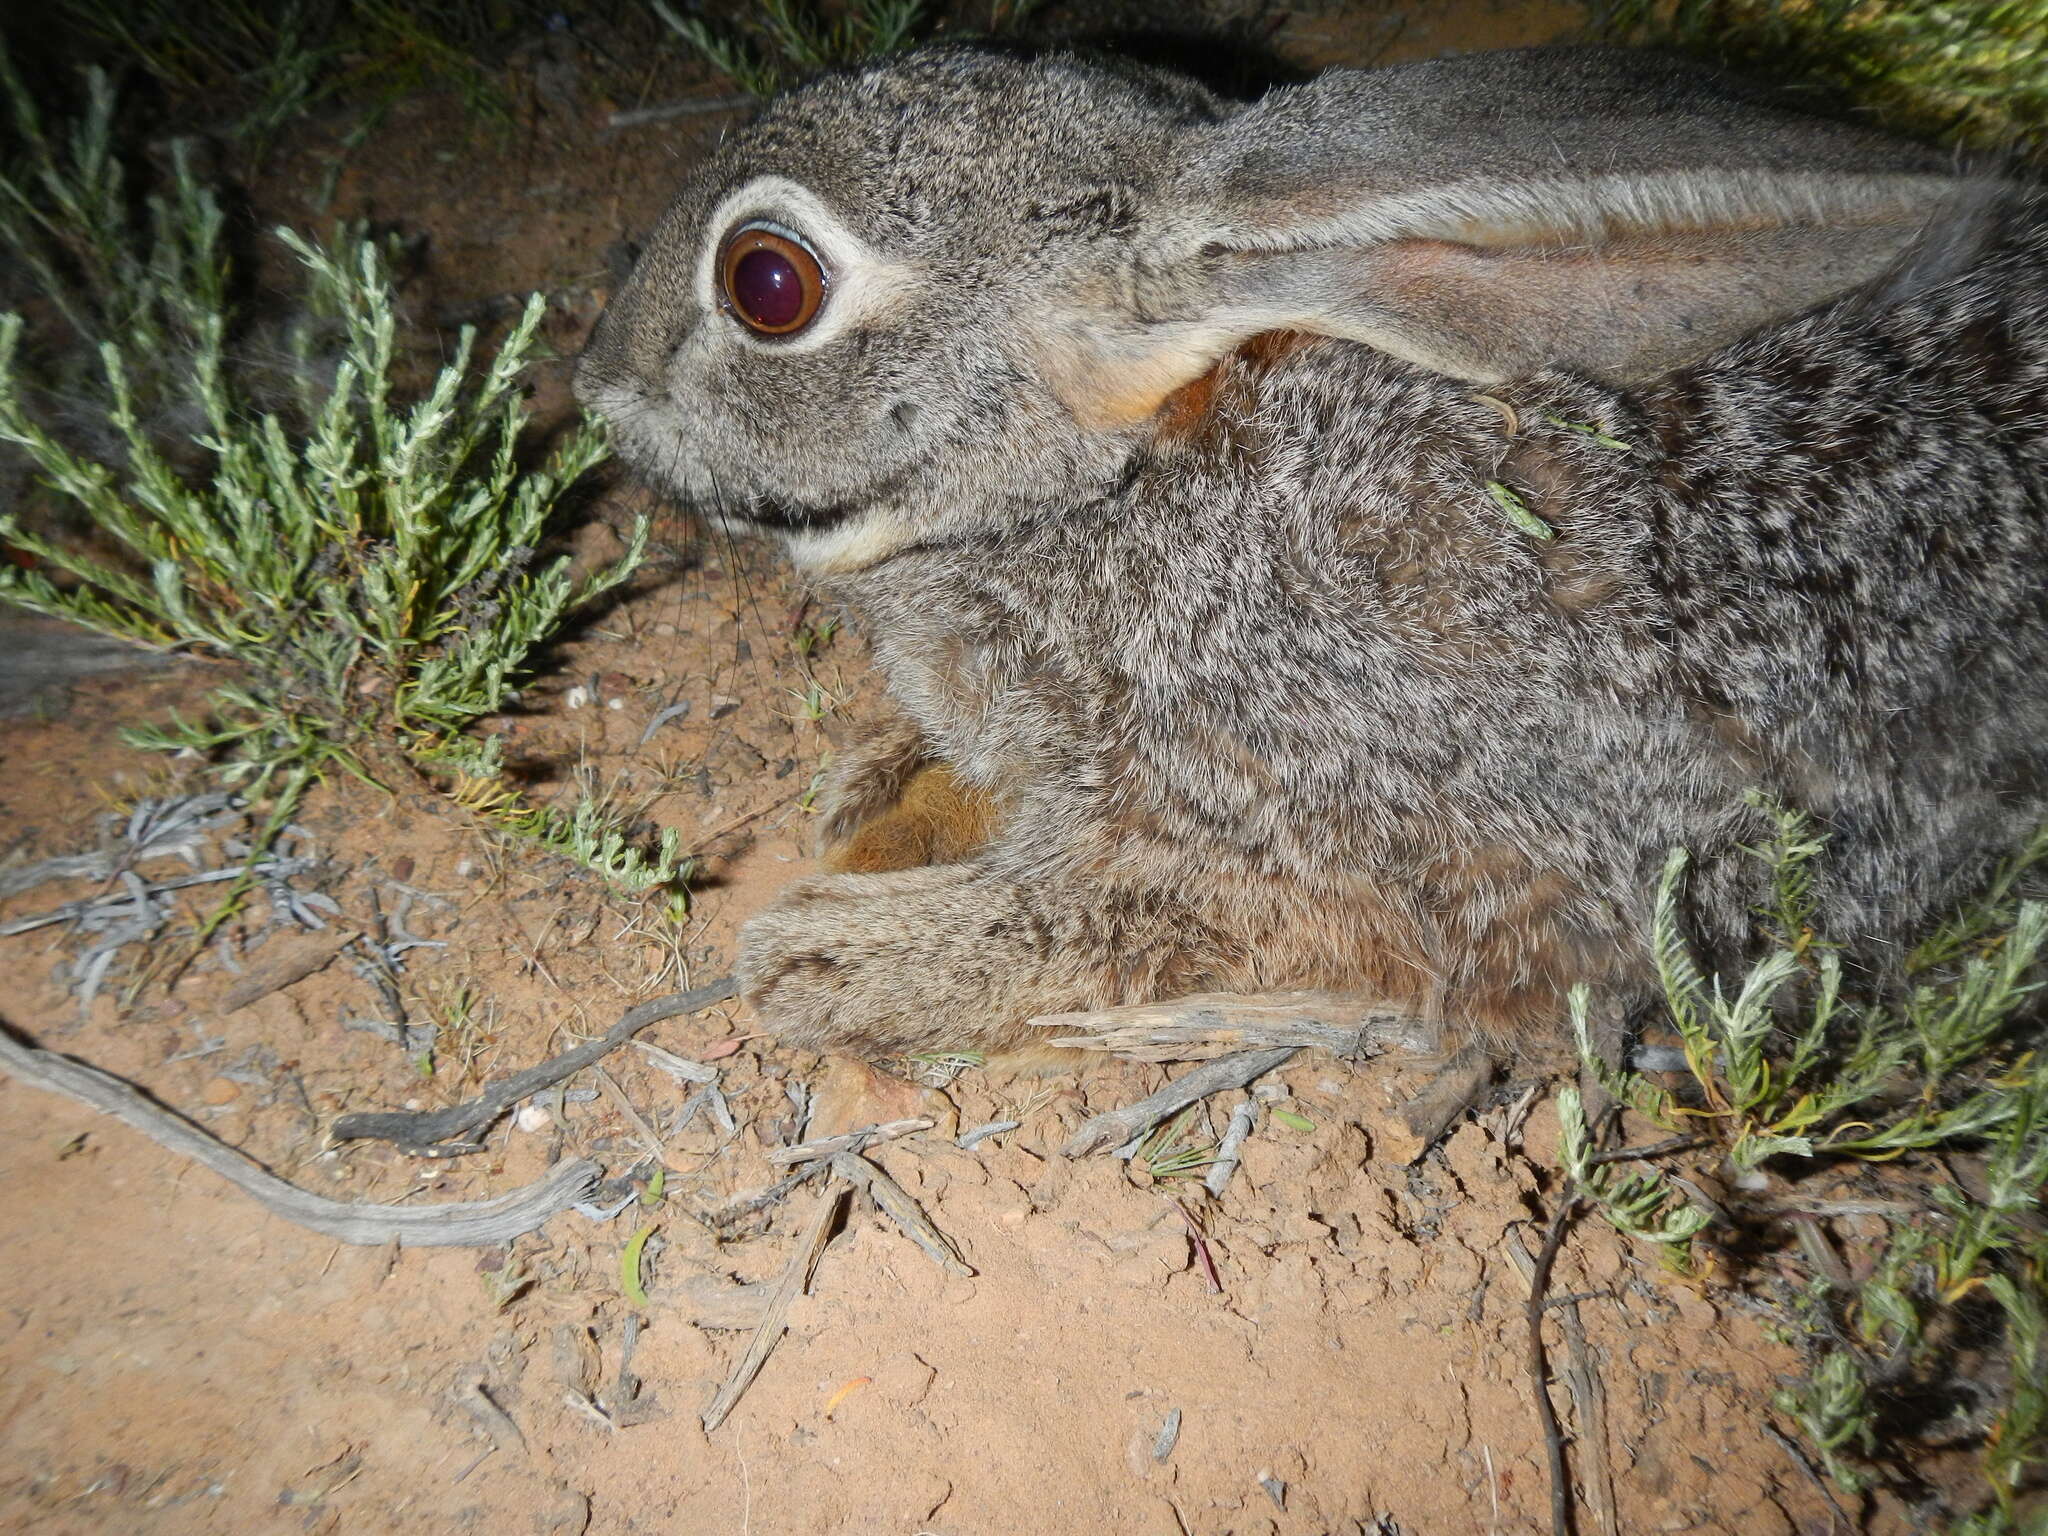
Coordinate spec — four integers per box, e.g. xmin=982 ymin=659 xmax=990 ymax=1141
xmin=1056 ymin=50 xmax=1985 ymax=423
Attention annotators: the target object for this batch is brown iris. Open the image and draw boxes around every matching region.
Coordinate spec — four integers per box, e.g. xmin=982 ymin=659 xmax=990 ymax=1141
xmin=719 ymin=224 xmax=826 ymax=336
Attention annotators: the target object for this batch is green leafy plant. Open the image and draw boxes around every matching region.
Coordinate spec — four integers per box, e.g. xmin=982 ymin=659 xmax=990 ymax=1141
xmin=1566 ymin=804 xmax=2048 ymax=1521
xmin=1594 ymin=0 xmax=2048 ymax=158
xmin=429 ymin=740 xmax=686 ymax=894
xmin=0 ymin=54 xmax=227 ymax=421
xmin=1771 ymin=1347 xmax=1878 ymax=1493
xmin=1554 ymin=1083 xmax=1711 ymax=1273
xmin=651 ymin=0 xmax=931 ymax=98
xmin=33 ymin=0 xmax=532 ymax=144
xmin=0 ymin=118 xmax=685 ymax=898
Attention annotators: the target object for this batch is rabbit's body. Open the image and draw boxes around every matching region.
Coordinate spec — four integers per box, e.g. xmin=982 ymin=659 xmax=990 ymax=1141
xmin=578 ymin=46 xmax=2048 ymax=1061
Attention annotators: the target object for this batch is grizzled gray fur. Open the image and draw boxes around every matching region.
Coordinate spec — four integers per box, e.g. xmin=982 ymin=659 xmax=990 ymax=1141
xmin=577 ymin=45 xmax=2048 ymax=1059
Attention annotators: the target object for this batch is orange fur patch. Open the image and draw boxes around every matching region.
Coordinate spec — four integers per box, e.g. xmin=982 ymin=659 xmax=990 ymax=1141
xmin=1151 ymin=330 xmax=1319 ymax=443
xmin=823 ymin=763 xmax=998 ymax=874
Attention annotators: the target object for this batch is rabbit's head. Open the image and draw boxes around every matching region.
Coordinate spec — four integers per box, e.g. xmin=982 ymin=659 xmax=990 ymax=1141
xmin=578 ymin=46 xmax=1977 ymax=572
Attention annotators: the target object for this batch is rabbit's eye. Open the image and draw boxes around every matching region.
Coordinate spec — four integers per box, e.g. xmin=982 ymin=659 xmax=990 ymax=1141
xmin=719 ymin=224 xmax=826 ymax=337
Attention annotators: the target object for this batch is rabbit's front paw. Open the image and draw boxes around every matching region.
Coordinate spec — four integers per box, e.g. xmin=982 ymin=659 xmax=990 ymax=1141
xmin=737 ymin=866 xmax=1050 ymax=1058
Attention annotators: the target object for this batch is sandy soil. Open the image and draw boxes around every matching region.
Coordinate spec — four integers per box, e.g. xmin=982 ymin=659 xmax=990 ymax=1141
xmin=0 ymin=4 xmax=1945 ymax=1533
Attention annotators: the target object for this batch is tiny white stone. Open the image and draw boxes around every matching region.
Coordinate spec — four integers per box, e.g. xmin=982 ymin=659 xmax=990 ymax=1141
xmin=565 ymin=685 xmax=592 ymax=709
xmin=515 ymin=1103 xmax=553 ymax=1133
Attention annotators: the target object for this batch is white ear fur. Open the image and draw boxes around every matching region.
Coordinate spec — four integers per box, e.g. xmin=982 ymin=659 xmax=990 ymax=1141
xmin=1035 ymin=317 xmax=1245 ymax=428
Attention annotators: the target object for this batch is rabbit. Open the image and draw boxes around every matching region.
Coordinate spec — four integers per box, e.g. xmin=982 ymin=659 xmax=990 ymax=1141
xmin=575 ymin=44 xmax=2048 ymax=1065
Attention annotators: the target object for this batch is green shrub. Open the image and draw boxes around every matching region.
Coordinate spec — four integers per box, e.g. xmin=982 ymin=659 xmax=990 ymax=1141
xmin=0 ymin=89 xmax=685 ymax=898
xmin=1595 ymin=0 xmax=2048 ymax=158
xmin=650 ymin=0 xmax=936 ymax=98
xmin=1566 ymin=803 xmax=2048 ymax=1522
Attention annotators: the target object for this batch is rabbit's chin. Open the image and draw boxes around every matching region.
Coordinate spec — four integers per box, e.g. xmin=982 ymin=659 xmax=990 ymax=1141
xmin=677 ymin=493 xmax=922 ymax=574
xmin=779 ymin=508 xmax=925 ymax=575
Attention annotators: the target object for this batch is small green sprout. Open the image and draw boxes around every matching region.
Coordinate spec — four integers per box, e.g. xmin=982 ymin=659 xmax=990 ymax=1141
xmin=1485 ymin=481 xmax=1554 ymax=540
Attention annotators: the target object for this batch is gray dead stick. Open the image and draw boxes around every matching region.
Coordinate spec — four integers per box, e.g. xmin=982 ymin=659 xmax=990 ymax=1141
xmin=1390 ymin=1044 xmax=1496 ymax=1163
xmin=829 ymin=1150 xmax=973 ymax=1277
xmin=702 ymin=1185 xmax=846 ymax=1433
xmin=0 ymin=1021 xmax=600 ymax=1246
xmin=1032 ymin=991 xmax=1437 ymax=1063
xmin=767 ymin=1118 xmax=932 ymax=1167
xmin=1203 ymin=1094 xmax=1262 ymax=1197
xmin=1 ymin=866 xmax=253 ymax=936
xmin=607 ymin=94 xmax=755 ymax=129
xmin=331 ymin=977 xmax=736 ymax=1155
xmin=1062 ymin=1048 xmax=1301 ymax=1158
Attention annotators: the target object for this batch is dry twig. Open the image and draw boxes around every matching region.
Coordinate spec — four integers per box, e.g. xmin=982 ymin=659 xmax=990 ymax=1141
xmin=1392 ymin=1045 xmax=1496 ymax=1161
xmin=702 ymin=1185 xmax=846 ymax=1433
xmin=830 ymin=1150 xmax=973 ymax=1276
xmin=768 ymin=1118 xmax=932 ymax=1166
xmin=1033 ymin=990 xmax=1433 ymax=1062
xmin=1512 ymin=1197 xmax=1587 ymax=1536
xmin=0 ymin=1019 xmax=601 ymax=1246
xmin=219 ymin=927 xmax=355 ymax=1013
xmin=331 ymin=977 xmax=735 ymax=1155
xmin=1062 ymin=1049 xmax=1299 ymax=1157
xmin=591 ymin=1063 xmax=666 ymax=1163
xmin=456 ymin=1376 xmax=529 ymax=1459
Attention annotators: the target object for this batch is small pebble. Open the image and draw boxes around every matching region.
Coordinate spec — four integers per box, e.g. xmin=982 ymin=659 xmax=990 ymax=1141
xmin=515 ymin=1104 xmax=553 ymax=1133
xmin=200 ymin=1077 xmax=241 ymax=1105
xmin=565 ymin=685 xmax=592 ymax=710
xmin=1151 ymin=1407 xmax=1182 ymax=1464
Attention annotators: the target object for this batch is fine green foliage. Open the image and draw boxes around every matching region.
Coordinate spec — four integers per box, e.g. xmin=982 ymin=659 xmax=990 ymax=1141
xmin=651 ymin=0 xmax=931 ymax=98
xmin=34 ymin=0 xmax=536 ymax=142
xmin=1595 ymin=0 xmax=2048 ymax=158
xmin=1134 ymin=1106 xmax=1220 ymax=1182
xmin=0 ymin=123 xmax=685 ymax=897
xmin=1554 ymin=1083 xmax=1711 ymax=1272
xmin=0 ymin=54 xmax=227 ymax=417
xmin=1772 ymin=1348 xmax=1878 ymax=1491
xmin=1568 ymin=804 xmax=2048 ymax=1520
xmin=426 ymin=738 xmax=687 ymax=894
xmin=1575 ymin=839 xmax=2046 ymax=1176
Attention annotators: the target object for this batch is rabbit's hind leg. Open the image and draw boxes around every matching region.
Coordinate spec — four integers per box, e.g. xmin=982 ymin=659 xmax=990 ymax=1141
xmin=806 ymin=706 xmax=930 ymax=856
xmin=823 ymin=763 xmax=998 ymax=874
xmin=808 ymin=705 xmax=1000 ymax=873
